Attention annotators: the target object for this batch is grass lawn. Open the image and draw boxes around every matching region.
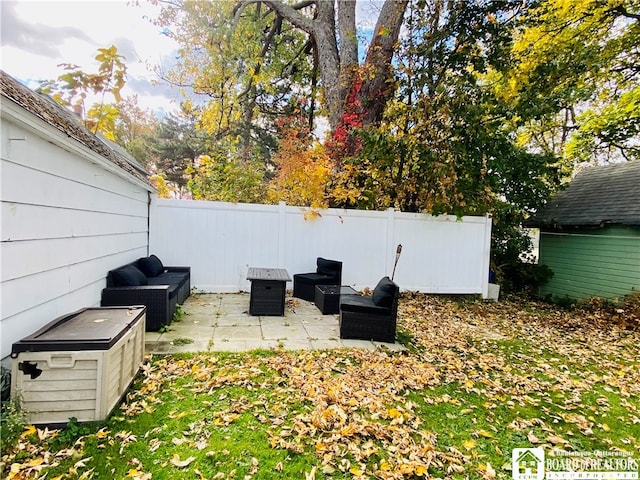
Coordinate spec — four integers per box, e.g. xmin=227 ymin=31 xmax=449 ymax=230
xmin=2 ymin=294 xmax=639 ymax=479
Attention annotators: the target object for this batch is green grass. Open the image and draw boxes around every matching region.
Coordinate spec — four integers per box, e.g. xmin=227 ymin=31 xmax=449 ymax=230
xmin=2 ymin=295 xmax=639 ymax=479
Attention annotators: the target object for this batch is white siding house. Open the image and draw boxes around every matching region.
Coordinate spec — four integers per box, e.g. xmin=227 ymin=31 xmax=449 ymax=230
xmin=0 ymin=71 xmax=155 ymax=362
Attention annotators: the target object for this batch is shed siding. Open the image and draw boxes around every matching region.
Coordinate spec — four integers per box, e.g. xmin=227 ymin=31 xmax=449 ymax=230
xmin=538 ymin=226 xmax=640 ymax=301
xmin=1 ymin=117 xmax=149 ymax=360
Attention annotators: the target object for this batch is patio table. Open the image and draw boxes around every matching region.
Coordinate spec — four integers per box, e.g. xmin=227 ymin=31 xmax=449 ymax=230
xmin=247 ymin=267 xmax=291 ymax=316
xmin=315 ymin=285 xmax=359 ymax=315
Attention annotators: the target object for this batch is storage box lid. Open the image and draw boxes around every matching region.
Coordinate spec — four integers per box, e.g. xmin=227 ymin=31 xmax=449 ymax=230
xmin=11 ymin=306 xmax=146 ymax=356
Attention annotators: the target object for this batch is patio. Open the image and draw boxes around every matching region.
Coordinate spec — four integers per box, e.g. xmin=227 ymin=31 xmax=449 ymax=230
xmin=144 ymin=292 xmax=407 ymax=354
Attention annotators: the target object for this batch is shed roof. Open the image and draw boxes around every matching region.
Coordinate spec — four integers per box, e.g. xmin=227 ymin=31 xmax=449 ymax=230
xmin=527 ymin=161 xmax=640 ymax=228
xmin=0 ymin=70 xmax=151 ymax=187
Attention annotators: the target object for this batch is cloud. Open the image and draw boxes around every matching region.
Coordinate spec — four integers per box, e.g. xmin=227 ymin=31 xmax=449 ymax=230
xmin=126 ymin=75 xmax=177 ymax=99
xmin=0 ymin=1 xmax=95 ymax=57
xmin=109 ymin=36 xmax=138 ymax=63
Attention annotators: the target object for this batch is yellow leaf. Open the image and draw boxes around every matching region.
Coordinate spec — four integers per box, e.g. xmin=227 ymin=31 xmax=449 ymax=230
xmin=463 ymin=439 xmax=478 ymax=451
xmin=476 ymin=429 xmax=494 ymax=438
xmin=128 ymin=469 xmax=140 ymax=477
xmin=96 ymin=428 xmax=110 ymax=439
xmin=350 ymin=466 xmax=363 ymax=475
xmin=21 ymin=425 xmax=36 ymax=438
xmin=388 ymin=408 xmax=402 ymax=418
xmin=601 ymin=423 xmax=611 ymax=432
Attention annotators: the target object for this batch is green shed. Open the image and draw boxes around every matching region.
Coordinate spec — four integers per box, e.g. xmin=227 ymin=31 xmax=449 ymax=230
xmin=527 ymin=161 xmax=640 ymax=302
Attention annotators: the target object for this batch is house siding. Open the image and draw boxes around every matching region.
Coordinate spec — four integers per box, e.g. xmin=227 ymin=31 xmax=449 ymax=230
xmin=538 ymin=226 xmax=640 ymax=301
xmin=1 ymin=113 xmax=150 ymax=361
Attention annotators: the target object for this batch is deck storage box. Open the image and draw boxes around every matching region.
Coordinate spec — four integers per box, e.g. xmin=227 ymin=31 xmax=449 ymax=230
xmin=11 ymin=306 xmax=146 ymax=425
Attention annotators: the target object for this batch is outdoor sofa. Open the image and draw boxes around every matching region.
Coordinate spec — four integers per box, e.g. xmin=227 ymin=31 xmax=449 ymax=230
xmin=293 ymin=257 xmax=343 ymax=302
xmin=101 ymin=254 xmax=190 ymax=331
xmin=339 ymin=276 xmax=399 ymax=343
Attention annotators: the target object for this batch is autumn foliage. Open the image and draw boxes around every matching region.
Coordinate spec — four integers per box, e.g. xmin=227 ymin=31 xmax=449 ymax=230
xmin=267 ymin=111 xmax=332 ymax=209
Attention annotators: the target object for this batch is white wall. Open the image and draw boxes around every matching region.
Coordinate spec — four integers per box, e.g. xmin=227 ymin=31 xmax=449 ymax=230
xmin=1 ymin=107 xmax=151 ymax=361
xmin=149 ymin=198 xmax=492 ymax=296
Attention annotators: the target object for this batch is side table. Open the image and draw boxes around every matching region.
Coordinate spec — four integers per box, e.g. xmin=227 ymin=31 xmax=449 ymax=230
xmin=247 ymin=267 xmax=291 ymax=316
xmin=314 ymin=285 xmax=358 ymax=315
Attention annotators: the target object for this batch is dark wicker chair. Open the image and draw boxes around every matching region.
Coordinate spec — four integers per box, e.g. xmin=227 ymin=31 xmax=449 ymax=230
xmin=293 ymin=257 xmax=342 ymax=302
xmin=339 ymin=276 xmax=399 ymax=343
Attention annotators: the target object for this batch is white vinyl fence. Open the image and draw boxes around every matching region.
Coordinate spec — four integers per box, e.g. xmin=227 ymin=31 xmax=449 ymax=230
xmin=150 ymin=198 xmax=493 ymax=297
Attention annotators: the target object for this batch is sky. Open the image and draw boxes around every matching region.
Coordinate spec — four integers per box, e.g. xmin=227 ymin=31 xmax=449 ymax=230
xmin=1 ymin=0 xmax=382 ymax=118
xmin=1 ymin=0 xmax=181 ymax=116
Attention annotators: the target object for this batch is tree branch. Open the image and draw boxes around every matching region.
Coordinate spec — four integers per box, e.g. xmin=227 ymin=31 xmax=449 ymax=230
xmin=234 ymin=0 xmax=315 ymax=35
xmin=612 ymin=5 xmax=640 ymax=21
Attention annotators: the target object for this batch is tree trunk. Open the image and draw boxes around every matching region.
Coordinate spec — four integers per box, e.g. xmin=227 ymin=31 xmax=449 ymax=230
xmin=357 ymin=0 xmax=409 ymax=126
xmin=313 ymin=1 xmax=344 ymax=131
xmin=238 ymin=0 xmax=408 ymax=132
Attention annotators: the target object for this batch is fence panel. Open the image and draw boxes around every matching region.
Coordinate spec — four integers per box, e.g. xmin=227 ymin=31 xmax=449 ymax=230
xmin=149 ymin=198 xmax=492 ymax=297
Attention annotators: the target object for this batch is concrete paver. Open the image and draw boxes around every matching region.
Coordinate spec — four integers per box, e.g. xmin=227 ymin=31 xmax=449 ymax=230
xmin=145 ymin=292 xmax=405 ymax=354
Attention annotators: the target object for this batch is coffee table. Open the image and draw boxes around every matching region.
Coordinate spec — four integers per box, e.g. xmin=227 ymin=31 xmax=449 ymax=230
xmin=314 ymin=285 xmax=358 ymax=314
xmin=247 ymin=267 xmax=291 ymax=316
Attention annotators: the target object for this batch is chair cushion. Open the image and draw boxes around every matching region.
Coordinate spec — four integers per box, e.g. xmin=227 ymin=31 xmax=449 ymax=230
xmin=137 ymin=255 xmax=164 ymax=277
xmin=372 ymin=276 xmax=398 ymax=308
xmin=294 ymin=272 xmax=334 ymax=283
xmin=317 ymin=257 xmax=340 ymax=276
xmin=110 ymin=265 xmax=148 ymax=287
xmin=340 ymin=294 xmax=390 ymax=314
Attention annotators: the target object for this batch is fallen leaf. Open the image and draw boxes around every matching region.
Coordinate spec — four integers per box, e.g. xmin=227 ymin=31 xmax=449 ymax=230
xmin=463 ymin=439 xmax=477 ymax=451
xmin=170 ymin=454 xmax=196 ymax=468
xmin=527 ymin=430 xmax=541 ymax=444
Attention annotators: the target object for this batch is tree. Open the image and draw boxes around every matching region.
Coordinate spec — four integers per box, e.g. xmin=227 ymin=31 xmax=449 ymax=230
xmin=39 ymin=45 xmax=127 ymax=140
xmin=267 ymin=108 xmax=332 ymax=208
xmin=487 ymin=0 xmax=640 ymax=163
xmin=114 ymin=95 xmax=160 ymax=168
xmin=187 ymin=153 xmax=267 ymax=203
xmin=149 ymin=107 xmax=211 ymax=196
xmin=151 ymin=0 xmax=408 ymax=142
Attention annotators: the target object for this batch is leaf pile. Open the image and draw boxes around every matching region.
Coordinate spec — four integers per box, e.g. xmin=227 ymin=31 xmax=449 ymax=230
xmin=2 ymin=293 xmax=639 ymax=479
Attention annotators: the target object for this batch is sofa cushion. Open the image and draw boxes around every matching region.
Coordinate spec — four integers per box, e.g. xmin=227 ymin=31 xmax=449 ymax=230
xmin=147 ymin=272 xmax=188 ymax=288
xmin=317 ymin=257 xmax=340 ymax=277
xmin=137 ymin=255 xmax=164 ymax=277
xmin=111 ymin=265 xmax=148 ymax=287
xmin=372 ymin=276 xmax=397 ymax=308
xmin=340 ymin=294 xmax=390 ymax=314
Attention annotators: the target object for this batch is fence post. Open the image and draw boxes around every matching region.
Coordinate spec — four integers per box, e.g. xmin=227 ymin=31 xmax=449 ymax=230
xmin=386 ymin=207 xmax=395 ymax=276
xmin=278 ymin=201 xmax=287 ymax=267
xmin=480 ymin=213 xmax=493 ymax=299
xmin=148 ymin=194 xmax=158 ymax=256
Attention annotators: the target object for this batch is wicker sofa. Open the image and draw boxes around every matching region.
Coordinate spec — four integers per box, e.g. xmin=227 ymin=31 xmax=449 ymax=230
xmin=293 ymin=257 xmax=343 ymax=302
xmin=339 ymin=276 xmax=399 ymax=343
xmin=101 ymin=255 xmax=190 ymax=331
